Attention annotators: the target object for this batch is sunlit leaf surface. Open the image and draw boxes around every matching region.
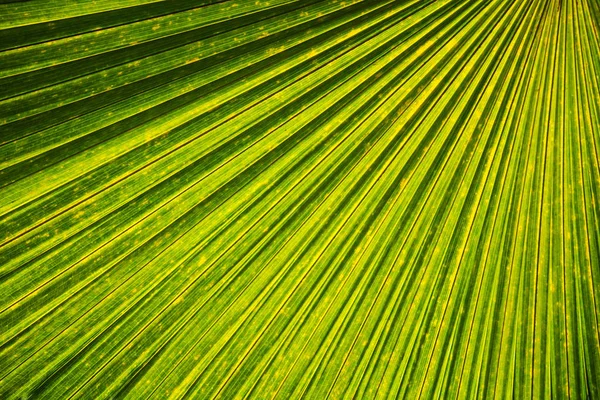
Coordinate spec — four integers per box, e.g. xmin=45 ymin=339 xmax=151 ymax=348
xmin=1 ymin=0 xmax=599 ymax=398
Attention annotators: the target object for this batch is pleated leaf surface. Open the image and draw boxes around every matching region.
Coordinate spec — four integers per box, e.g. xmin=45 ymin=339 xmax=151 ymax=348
xmin=0 ymin=0 xmax=599 ymax=398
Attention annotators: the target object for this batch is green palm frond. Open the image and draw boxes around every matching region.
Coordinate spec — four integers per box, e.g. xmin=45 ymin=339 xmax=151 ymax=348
xmin=0 ymin=0 xmax=599 ymax=398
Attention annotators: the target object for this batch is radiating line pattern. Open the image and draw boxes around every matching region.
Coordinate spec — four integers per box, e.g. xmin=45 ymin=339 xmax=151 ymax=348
xmin=0 ymin=0 xmax=599 ymax=398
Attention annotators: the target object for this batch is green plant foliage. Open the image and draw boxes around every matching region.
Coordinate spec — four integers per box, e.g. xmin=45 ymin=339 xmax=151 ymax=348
xmin=0 ymin=0 xmax=599 ymax=398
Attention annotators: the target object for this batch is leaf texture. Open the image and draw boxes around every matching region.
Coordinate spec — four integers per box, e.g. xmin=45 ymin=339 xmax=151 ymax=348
xmin=0 ymin=0 xmax=599 ymax=398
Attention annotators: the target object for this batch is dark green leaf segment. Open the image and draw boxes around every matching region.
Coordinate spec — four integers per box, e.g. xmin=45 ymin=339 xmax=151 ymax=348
xmin=0 ymin=0 xmax=599 ymax=398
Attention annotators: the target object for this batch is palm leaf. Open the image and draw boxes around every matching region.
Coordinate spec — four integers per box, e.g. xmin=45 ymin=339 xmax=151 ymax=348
xmin=1 ymin=0 xmax=599 ymax=398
